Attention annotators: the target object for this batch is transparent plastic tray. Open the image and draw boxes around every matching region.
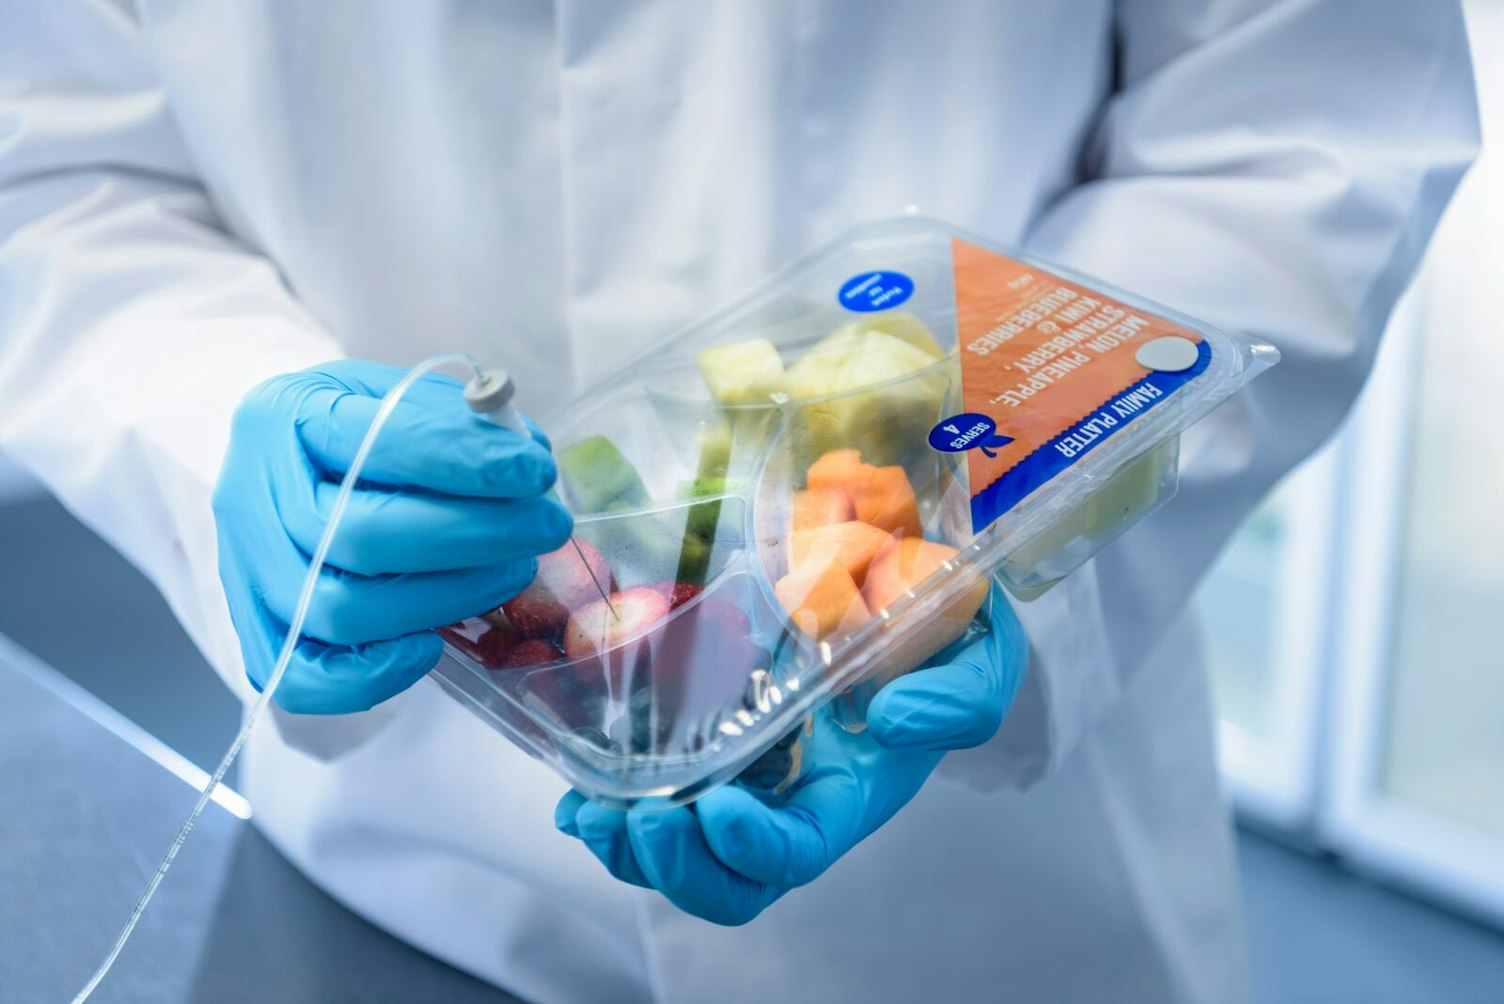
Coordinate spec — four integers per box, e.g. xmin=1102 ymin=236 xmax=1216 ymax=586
xmin=432 ymin=216 xmax=1278 ymax=807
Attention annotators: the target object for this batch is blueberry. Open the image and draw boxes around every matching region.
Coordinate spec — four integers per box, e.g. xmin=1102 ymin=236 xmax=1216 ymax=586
xmin=737 ymin=747 xmax=794 ymax=790
xmin=607 ymin=687 xmax=675 ymax=755
xmin=736 ymin=724 xmax=803 ymax=790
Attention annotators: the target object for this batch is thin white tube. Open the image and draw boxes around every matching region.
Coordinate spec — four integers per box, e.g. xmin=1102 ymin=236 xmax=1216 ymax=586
xmin=70 ymin=352 xmax=482 ymax=1004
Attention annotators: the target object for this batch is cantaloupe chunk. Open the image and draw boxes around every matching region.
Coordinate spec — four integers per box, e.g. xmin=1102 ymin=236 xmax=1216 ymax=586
xmin=859 ymin=536 xmax=991 ymax=691
xmin=791 ymin=487 xmax=853 ymax=531
xmin=805 ymin=448 xmax=874 ymax=499
xmin=775 ymin=563 xmax=870 ymax=641
xmin=862 ymin=538 xmax=975 ymax=614
xmin=852 ymin=465 xmax=922 ymax=538
xmin=789 ymin=520 xmax=892 ymax=584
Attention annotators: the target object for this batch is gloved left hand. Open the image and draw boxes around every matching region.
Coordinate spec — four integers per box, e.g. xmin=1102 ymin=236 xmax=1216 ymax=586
xmin=554 ymin=585 xmax=1028 ymax=925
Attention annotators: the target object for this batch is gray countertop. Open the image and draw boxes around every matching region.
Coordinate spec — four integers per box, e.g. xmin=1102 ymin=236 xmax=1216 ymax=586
xmin=0 ymin=634 xmax=521 ymax=1004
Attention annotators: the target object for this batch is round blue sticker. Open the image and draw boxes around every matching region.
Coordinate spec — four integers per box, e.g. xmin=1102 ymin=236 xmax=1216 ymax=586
xmin=928 ymin=413 xmax=1015 ymax=457
xmin=838 ymin=271 xmax=914 ymax=312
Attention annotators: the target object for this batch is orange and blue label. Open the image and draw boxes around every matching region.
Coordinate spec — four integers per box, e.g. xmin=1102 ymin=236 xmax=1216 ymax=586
xmin=948 ymin=237 xmax=1210 ymax=534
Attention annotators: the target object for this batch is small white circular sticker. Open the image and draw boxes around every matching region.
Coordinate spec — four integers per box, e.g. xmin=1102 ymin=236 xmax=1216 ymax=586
xmin=1135 ymin=336 xmax=1200 ymax=373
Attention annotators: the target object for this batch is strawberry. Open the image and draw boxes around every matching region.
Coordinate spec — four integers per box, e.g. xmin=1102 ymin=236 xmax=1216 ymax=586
xmin=563 ymin=587 xmax=673 ymax=659
xmin=499 ymin=638 xmax=564 ymax=670
xmin=502 ymin=539 xmax=615 ymax=639
xmin=668 ymin=582 xmax=703 ymax=609
xmin=480 ymin=607 xmax=515 ymax=630
xmin=440 ymin=622 xmax=520 ymax=668
xmin=640 ymin=581 xmax=705 ymax=610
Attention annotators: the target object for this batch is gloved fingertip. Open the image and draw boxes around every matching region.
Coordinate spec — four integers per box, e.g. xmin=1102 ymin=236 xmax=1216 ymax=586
xmin=696 ymin=787 xmax=766 ymax=867
xmin=865 ymin=684 xmax=925 ymax=747
xmin=555 ymin=790 xmax=588 ymax=837
xmin=473 ymin=438 xmax=558 ymax=498
xmin=697 ymin=785 xmax=829 ymax=888
xmin=624 ymin=806 xmax=675 ymax=842
xmin=625 ymin=806 xmax=699 ymax=890
xmin=867 ymin=666 xmax=1004 ymax=751
xmin=531 ymin=452 xmax=559 ymax=492
xmin=574 ymin=800 xmax=626 ymax=842
xmin=368 ymin=633 xmax=445 ymax=696
xmin=540 ymin=499 xmax=575 ymax=550
xmin=522 ymin=416 xmax=552 ymax=451
xmin=407 ymin=629 xmax=448 ymax=664
xmin=572 ymin=801 xmax=656 ymax=888
xmin=502 ymin=556 xmax=540 ymax=597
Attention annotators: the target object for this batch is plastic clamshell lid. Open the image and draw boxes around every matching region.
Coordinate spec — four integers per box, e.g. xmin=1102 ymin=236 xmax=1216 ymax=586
xmin=431 ymin=216 xmax=1278 ymax=807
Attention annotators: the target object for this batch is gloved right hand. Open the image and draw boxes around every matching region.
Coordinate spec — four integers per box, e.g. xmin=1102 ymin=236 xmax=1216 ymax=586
xmin=212 ymin=359 xmax=571 ymax=714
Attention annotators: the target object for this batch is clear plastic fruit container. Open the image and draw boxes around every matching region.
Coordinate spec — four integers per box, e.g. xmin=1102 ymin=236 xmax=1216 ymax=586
xmin=431 ymin=215 xmax=1278 ymax=807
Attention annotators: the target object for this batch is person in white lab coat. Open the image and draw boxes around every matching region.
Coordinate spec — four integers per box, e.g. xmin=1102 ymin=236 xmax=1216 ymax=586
xmin=0 ymin=2 xmax=1479 ymax=1001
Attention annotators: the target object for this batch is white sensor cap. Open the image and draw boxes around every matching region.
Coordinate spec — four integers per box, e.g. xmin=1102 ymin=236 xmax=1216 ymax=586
xmin=464 ymin=369 xmax=517 ymax=414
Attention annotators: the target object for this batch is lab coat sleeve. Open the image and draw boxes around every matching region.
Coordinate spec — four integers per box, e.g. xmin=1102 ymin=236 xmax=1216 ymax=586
xmin=0 ymin=5 xmax=348 ymax=729
xmin=938 ymin=0 xmax=1480 ymax=791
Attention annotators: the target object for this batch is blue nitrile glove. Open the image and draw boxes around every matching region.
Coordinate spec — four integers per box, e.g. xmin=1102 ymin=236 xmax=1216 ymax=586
xmin=213 ymin=359 xmax=571 ymax=714
xmin=554 ymin=585 xmax=1028 ymax=925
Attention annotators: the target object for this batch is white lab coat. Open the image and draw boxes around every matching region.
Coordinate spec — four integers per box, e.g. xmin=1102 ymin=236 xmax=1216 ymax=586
xmin=0 ymin=2 xmax=1478 ymax=1001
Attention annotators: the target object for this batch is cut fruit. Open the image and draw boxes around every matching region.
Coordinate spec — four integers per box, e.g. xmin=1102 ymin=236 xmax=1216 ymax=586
xmin=672 ymin=461 xmax=744 ymax=586
xmin=864 ymin=537 xmax=961 ymax=612
xmin=791 ymin=488 xmax=853 ymax=531
xmin=665 ymin=582 xmax=703 ymax=609
xmin=502 ymin=539 xmax=616 ymax=639
xmin=786 ymin=329 xmax=945 ymax=467
xmin=533 ymin=583 xmax=764 ymax=745
xmin=852 ymin=465 xmax=922 ymax=538
xmin=805 ymin=449 xmax=874 ymax=499
xmin=774 ymin=563 xmax=869 ymax=641
xmin=859 ymin=313 xmax=944 ymax=360
xmin=696 ymin=337 xmax=788 ymax=405
xmin=789 ymin=520 xmax=891 ymax=585
xmin=694 ymin=421 xmax=735 ymax=479
xmin=639 ymin=580 xmax=706 ymax=611
xmin=676 ymin=476 xmax=737 ymax=541
xmin=586 ymin=512 xmax=716 ymax=589
xmin=557 ymin=436 xmax=650 ymax=514
xmin=802 ymin=450 xmax=922 ymax=538
xmin=860 ymin=536 xmax=991 ymax=694
xmin=479 ymin=608 xmax=515 ymax=630
xmin=499 ymin=638 xmax=564 ymax=670
xmin=788 ymin=329 xmax=936 ymax=396
xmin=1083 ymin=442 xmax=1175 ymax=541
xmin=606 ymin=596 xmax=765 ymax=755
xmin=441 ymin=622 xmax=521 ymax=668
xmin=673 ymin=532 xmax=715 ymax=589
xmin=815 ymin=314 xmax=944 ymax=364
xmin=563 ymin=586 xmax=674 ymax=658
xmin=737 ymin=723 xmax=804 ymax=791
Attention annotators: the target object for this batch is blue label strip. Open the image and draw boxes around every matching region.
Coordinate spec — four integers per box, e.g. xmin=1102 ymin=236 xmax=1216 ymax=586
xmin=970 ymin=339 xmax=1212 ymax=533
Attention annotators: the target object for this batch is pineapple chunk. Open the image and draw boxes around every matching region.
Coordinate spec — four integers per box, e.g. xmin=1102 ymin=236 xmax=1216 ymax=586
xmin=696 ymin=337 xmax=788 ymax=405
xmin=787 ymin=329 xmax=945 ymax=467
xmin=856 ymin=313 xmax=945 ymax=360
